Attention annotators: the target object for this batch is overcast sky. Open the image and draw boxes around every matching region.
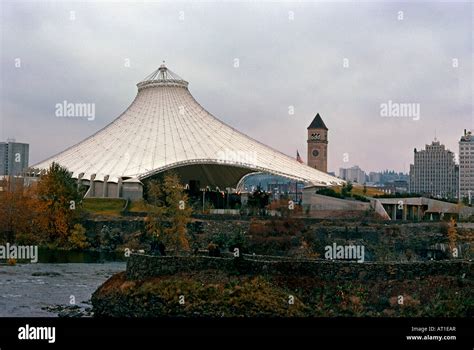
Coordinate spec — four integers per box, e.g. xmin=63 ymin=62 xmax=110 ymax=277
xmin=0 ymin=0 xmax=472 ymax=174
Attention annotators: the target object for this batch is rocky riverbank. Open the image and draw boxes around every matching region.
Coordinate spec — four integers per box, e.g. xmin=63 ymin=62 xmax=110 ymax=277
xmin=88 ymin=217 xmax=474 ymax=317
xmin=42 ymin=303 xmax=93 ymax=317
xmin=92 ymin=268 xmax=473 ymax=317
xmin=91 ymin=256 xmax=474 ymax=318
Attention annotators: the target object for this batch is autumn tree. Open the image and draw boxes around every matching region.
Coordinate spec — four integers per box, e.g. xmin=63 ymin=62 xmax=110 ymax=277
xmin=0 ymin=164 xmax=86 ymax=248
xmin=35 ymin=162 xmax=85 ymax=246
xmin=0 ymin=178 xmax=27 ymax=242
xmin=0 ymin=178 xmax=46 ymax=244
xmin=68 ymin=224 xmax=89 ymax=250
xmin=447 ymin=217 xmax=458 ymax=258
xmin=145 ymin=173 xmax=192 ymax=253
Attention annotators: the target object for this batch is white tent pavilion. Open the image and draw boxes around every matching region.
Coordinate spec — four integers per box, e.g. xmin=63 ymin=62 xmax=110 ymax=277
xmin=32 ymin=64 xmax=344 ymax=199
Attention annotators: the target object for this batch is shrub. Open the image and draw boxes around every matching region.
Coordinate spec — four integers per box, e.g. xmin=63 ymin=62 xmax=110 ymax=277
xmin=68 ymin=224 xmax=90 ymax=250
xmin=207 ymin=243 xmax=221 ymax=257
xmin=209 ymin=230 xmax=248 ymax=253
xmin=439 ymin=222 xmax=449 ymax=235
xmin=352 ymin=194 xmax=370 ymax=202
xmin=247 ymin=218 xmax=305 ymax=254
xmin=316 ymin=188 xmax=343 ymax=199
xmin=100 ymin=226 xmax=123 ymax=251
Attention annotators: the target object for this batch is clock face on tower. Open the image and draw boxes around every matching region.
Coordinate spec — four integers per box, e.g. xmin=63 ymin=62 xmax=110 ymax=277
xmin=312 ymin=149 xmax=319 ymax=157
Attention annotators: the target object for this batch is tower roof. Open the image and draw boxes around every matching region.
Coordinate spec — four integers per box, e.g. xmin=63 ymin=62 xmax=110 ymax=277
xmin=33 ymin=64 xmax=343 ymax=189
xmin=137 ymin=62 xmax=189 ymax=89
xmin=307 ymin=113 xmax=328 ymax=130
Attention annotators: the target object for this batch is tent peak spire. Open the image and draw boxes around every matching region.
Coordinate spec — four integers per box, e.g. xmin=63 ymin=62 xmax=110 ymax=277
xmin=138 ymin=63 xmax=189 ymax=89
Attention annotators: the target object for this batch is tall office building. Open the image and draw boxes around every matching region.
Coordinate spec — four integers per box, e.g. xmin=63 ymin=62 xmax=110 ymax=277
xmin=0 ymin=141 xmax=29 ymax=176
xmin=459 ymin=130 xmax=474 ymax=202
xmin=409 ymin=140 xmax=458 ymax=199
xmin=339 ymin=165 xmax=367 ymax=184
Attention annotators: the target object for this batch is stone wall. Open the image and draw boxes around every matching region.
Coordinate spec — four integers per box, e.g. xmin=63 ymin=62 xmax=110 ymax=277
xmin=82 ymin=218 xmax=145 ymax=236
xmin=126 ymin=253 xmax=473 ymax=281
xmin=302 ymin=193 xmax=371 ymax=211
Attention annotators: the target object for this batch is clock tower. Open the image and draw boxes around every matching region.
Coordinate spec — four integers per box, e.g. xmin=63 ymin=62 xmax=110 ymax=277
xmin=307 ymin=113 xmax=328 ymax=172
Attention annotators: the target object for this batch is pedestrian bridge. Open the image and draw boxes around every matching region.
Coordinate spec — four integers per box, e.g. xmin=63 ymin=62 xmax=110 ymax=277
xmin=376 ymin=197 xmax=464 ymax=221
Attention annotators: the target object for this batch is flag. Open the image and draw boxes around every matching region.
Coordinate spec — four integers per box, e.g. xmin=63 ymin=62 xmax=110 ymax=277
xmin=296 ymin=150 xmax=304 ymax=164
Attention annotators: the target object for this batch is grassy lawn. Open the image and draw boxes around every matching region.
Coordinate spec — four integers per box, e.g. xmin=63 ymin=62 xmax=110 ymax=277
xmin=128 ymin=200 xmax=158 ymax=213
xmin=83 ymin=198 xmax=127 ymax=216
xmin=331 ymin=185 xmax=385 ymax=197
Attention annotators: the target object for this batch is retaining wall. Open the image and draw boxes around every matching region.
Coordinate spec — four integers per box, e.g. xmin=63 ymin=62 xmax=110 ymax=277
xmin=126 ymin=253 xmax=473 ymax=281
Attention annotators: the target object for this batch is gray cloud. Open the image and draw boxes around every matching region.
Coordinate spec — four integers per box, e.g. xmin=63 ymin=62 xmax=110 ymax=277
xmin=0 ymin=1 xmax=472 ymax=175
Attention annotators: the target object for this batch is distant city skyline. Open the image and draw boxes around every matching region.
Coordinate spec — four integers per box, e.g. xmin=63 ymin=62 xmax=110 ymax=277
xmin=0 ymin=1 xmax=472 ymax=174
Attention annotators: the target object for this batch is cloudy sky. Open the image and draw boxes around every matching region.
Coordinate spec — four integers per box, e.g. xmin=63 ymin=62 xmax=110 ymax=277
xmin=0 ymin=0 xmax=472 ymax=174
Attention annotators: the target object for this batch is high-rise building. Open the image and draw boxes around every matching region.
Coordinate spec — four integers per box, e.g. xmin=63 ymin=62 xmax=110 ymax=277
xmin=339 ymin=165 xmax=366 ymax=184
xmin=368 ymin=172 xmax=382 ymax=184
xmin=0 ymin=141 xmax=29 ymax=176
xmin=307 ymin=113 xmax=328 ymax=173
xmin=409 ymin=140 xmax=458 ymax=199
xmin=459 ymin=130 xmax=474 ymax=202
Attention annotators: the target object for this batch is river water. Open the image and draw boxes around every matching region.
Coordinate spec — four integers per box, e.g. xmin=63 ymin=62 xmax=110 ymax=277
xmin=0 ymin=250 xmax=126 ymax=317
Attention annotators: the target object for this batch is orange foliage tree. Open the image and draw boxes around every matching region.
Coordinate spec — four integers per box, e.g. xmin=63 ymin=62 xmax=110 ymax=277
xmin=0 ymin=178 xmax=46 ymax=244
xmin=35 ymin=163 xmax=85 ymax=247
xmin=0 ymin=163 xmax=86 ymax=248
xmin=145 ymin=172 xmax=192 ymax=253
xmin=267 ymin=198 xmax=302 ymax=217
